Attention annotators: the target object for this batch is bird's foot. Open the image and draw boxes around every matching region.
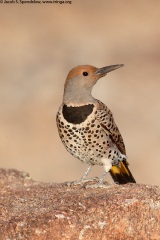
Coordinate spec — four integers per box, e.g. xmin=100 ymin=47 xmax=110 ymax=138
xmin=64 ymin=177 xmax=99 ymax=186
xmin=85 ymin=182 xmax=115 ymax=189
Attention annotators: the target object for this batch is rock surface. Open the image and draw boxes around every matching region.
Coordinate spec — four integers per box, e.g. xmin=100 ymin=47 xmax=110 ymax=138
xmin=0 ymin=168 xmax=160 ymax=240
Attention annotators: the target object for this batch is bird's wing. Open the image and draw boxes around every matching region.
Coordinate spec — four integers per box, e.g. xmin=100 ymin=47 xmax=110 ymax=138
xmin=95 ymin=101 xmax=136 ymax=184
xmin=96 ymin=101 xmax=126 ymax=155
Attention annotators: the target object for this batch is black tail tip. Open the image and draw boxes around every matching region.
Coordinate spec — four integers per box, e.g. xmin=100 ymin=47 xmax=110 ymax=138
xmin=109 ymin=171 xmax=136 ymax=184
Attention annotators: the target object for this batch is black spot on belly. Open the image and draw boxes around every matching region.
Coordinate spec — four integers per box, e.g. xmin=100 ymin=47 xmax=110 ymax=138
xmin=62 ymin=104 xmax=94 ymax=124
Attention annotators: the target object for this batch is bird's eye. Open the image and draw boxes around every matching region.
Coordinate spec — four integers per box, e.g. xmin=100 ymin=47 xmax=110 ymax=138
xmin=82 ymin=71 xmax=88 ymax=76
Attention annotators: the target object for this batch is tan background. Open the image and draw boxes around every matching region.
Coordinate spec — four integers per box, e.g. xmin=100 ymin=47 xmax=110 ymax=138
xmin=0 ymin=0 xmax=160 ymax=185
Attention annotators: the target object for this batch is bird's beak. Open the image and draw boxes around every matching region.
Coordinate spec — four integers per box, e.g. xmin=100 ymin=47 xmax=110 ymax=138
xmin=94 ymin=64 xmax=124 ymax=77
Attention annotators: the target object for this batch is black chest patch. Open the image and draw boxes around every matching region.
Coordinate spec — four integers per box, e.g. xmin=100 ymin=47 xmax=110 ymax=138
xmin=62 ymin=104 xmax=94 ymax=124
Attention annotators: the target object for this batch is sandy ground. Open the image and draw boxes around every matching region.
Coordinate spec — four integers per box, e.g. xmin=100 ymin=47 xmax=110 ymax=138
xmin=0 ymin=0 xmax=160 ymax=185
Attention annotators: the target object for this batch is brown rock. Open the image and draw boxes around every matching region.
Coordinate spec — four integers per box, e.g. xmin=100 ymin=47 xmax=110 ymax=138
xmin=0 ymin=168 xmax=160 ymax=240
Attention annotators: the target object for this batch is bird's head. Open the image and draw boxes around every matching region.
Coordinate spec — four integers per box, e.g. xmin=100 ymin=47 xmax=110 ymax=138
xmin=63 ymin=64 xmax=124 ymax=105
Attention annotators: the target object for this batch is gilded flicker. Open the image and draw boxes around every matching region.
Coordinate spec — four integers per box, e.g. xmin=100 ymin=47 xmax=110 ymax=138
xmin=56 ymin=64 xmax=136 ymax=185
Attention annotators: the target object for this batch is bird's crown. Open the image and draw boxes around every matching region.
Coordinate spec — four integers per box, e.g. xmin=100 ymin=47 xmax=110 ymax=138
xmin=66 ymin=65 xmax=98 ymax=81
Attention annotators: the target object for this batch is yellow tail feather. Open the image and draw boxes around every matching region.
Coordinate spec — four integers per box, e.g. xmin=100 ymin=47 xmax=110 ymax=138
xmin=109 ymin=161 xmax=136 ymax=184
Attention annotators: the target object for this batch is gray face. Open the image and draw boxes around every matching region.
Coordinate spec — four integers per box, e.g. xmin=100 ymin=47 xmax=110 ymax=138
xmin=63 ymin=64 xmax=124 ymax=105
xmin=63 ymin=72 xmax=98 ymax=105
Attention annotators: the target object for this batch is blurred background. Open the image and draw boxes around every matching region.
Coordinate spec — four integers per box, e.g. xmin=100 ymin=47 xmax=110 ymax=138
xmin=0 ymin=0 xmax=160 ymax=185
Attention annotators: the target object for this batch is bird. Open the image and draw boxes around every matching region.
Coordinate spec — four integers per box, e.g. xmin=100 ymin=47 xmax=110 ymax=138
xmin=56 ymin=64 xmax=136 ymax=185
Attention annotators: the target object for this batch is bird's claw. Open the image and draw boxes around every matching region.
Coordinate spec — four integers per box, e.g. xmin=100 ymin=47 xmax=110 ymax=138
xmin=64 ymin=177 xmax=99 ymax=186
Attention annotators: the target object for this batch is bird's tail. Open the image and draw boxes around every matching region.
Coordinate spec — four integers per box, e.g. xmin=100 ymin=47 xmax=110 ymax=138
xmin=109 ymin=160 xmax=136 ymax=184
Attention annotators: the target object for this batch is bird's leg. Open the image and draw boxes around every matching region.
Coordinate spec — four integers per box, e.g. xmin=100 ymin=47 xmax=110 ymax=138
xmin=81 ymin=165 xmax=92 ymax=181
xmin=79 ymin=165 xmax=99 ymax=183
xmin=97 ymin=171 xmax=107 ymax=185
xmin=85 ymin=170 xmax=113 ymax=189
xmin=65 ymin=165 xmax=98 ymax=186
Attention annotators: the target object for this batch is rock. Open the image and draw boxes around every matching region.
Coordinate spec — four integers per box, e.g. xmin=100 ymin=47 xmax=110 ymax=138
xmin=0 ymin=168 xmax=160 ymax=240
